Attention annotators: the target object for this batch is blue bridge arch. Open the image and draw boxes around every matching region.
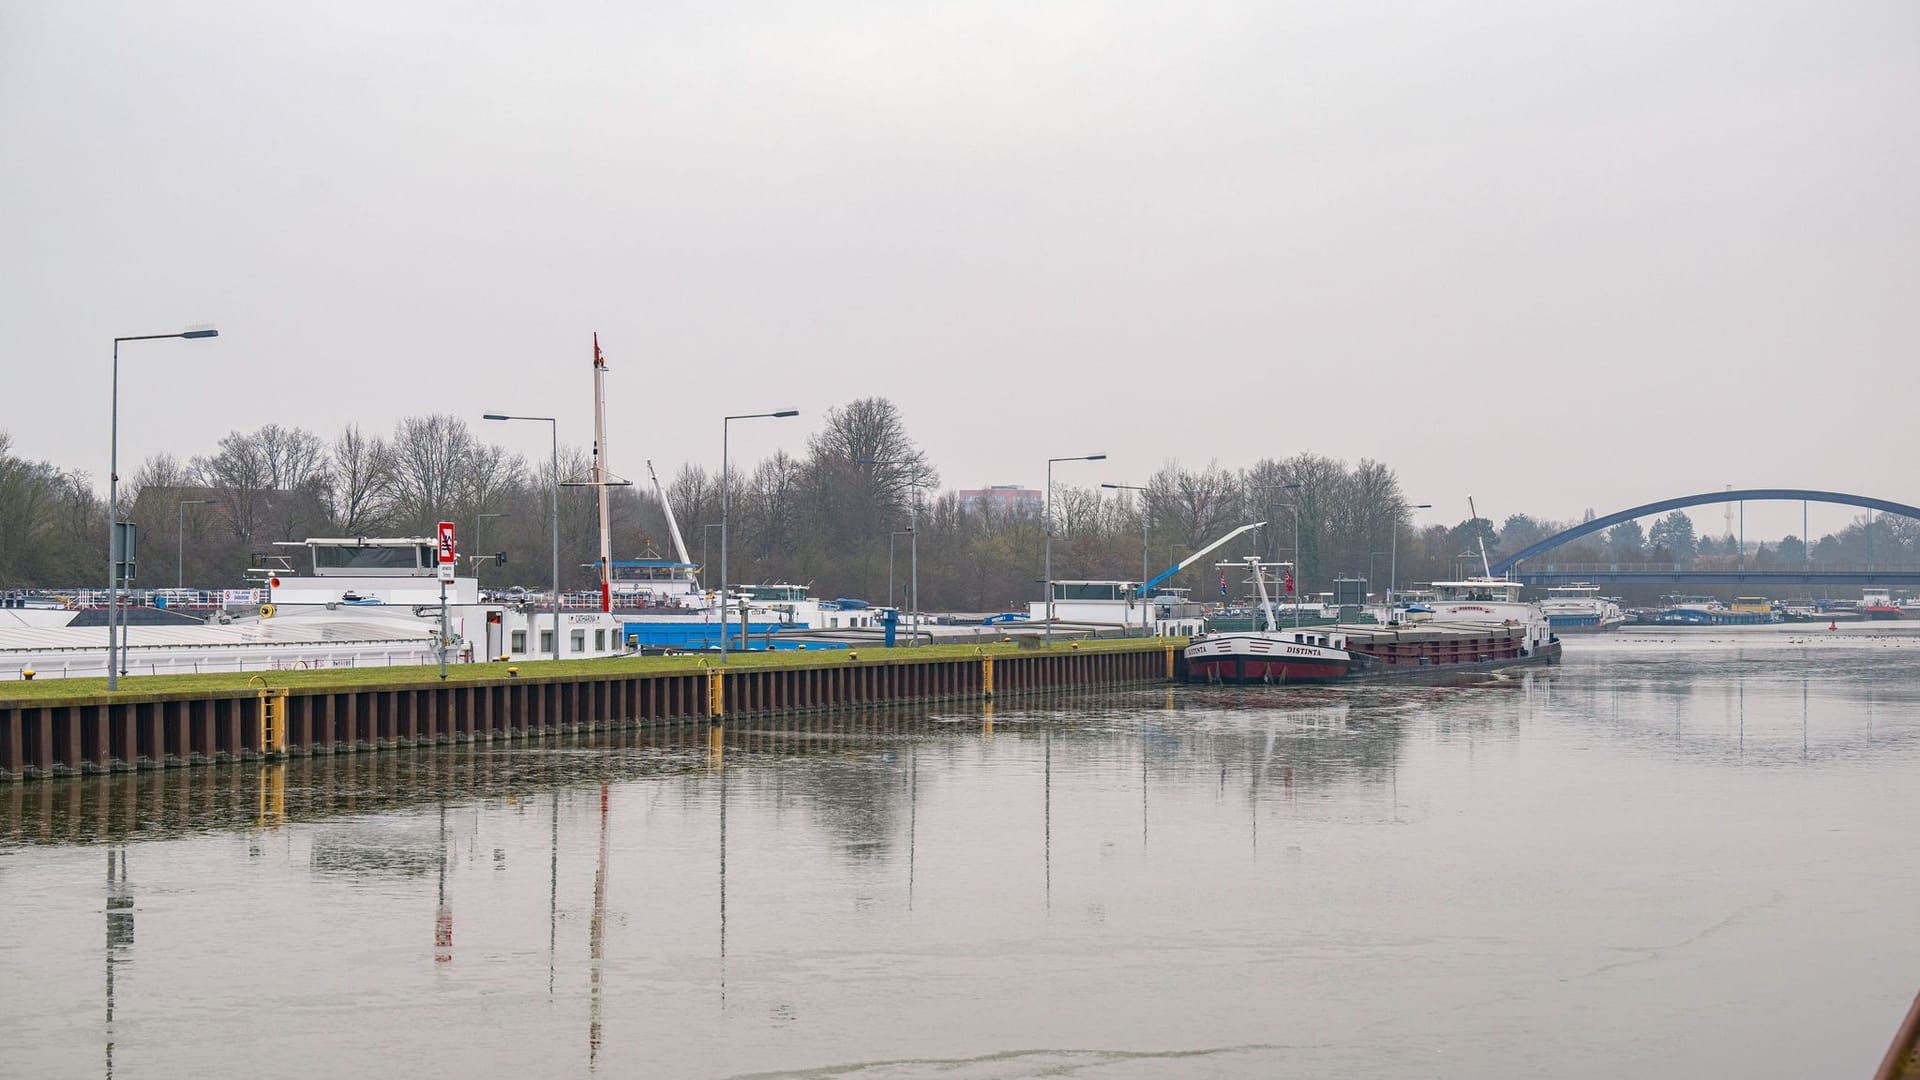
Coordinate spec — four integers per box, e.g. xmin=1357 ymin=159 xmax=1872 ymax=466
xmin=1489 ymin=488 xmax=1920 ymax=577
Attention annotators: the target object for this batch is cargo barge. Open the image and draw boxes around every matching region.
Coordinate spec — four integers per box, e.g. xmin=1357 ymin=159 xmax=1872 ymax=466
xmin=1185 ymin=561 xmax=1560 ymax=685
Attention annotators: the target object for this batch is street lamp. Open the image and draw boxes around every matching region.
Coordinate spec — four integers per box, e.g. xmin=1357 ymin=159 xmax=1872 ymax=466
xmin=107 ymin=327 xmax=218 ymax=689
xmin=177 ymin=499 xmax=211 ymax=590
xmin=856 ymin=458 xmax=932 ymax=646
xmin=721 ymin=409 xmax=799 ymax=663
xmin=1388 ymin=503 xmax=1433 ymax=606
xmin=889 ymin=529 xmax=915 ymax=613
xmin=1251 ymin=483 xmax=1303 ymax=627
xmin=1101 ymin=483 xmax=1152 ymax=636
xmin=1045 ymin=454 xmax=1106 ymax=646
xmin=474 ymin=512 xmax=508 ymax=588
xmin=483 ymin=414 xmax=561 ymax=661
xmin=700 ymin=523 xmax=722 ymax=591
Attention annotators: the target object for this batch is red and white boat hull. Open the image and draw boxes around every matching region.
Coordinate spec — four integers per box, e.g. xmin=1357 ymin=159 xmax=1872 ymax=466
xmin=1184 ymin=632 xmax=1350 ymax=684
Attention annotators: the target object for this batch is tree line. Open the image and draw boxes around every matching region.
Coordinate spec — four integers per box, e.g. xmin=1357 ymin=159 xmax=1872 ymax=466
xmin=2 ymin=404 xmax=1915 ymax=606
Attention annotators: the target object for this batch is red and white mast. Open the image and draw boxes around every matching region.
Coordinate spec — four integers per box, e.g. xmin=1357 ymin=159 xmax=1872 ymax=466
xmin=593 ymin=334 xmax=614 ymax=613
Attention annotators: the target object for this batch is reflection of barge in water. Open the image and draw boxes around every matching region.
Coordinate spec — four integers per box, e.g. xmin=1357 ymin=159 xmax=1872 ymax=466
xmin=1185 ymin=563 xmax=1560 ymax=685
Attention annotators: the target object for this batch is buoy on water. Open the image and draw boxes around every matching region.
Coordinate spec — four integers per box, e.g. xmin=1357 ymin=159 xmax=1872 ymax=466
xmin=1829 ymin=620 xmax=1838 ymax=632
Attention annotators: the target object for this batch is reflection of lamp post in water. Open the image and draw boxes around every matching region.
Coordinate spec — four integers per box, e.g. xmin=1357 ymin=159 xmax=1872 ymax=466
xmin=435 ymin=805 xmax=453 ymax=964
xmin=715 ymin=731 xmax=728 ymax=1008
xmin=105 ymin=847 xmax=133 ymax=1079
xmin=549 ymin=790 xmax=559 ymax=997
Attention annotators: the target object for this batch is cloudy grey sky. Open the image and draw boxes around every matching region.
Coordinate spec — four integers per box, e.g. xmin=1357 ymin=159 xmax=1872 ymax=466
xmin=3 ymin=0 xmax=1914 ymax=539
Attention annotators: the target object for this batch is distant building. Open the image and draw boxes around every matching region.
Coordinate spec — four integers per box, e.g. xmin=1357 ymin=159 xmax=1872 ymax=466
xmin=959 ymin=485 xmax=1042 ymax=516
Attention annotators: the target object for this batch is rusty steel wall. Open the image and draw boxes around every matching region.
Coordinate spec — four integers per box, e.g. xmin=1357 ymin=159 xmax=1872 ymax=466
xmin=0 ymin=645 xmax=1176 ymax=781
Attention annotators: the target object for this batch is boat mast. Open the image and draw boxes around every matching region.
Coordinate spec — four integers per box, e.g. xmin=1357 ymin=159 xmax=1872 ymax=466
xmin=1467 ymin=495 xmax=1493 ymax=578
xmin=647 ymin=460 xmax=693 ymax=568
xmin=1248 ymin=556 xmax=1280 ymax=633
xmin=593 ymin=335 xmax=613 ymax=614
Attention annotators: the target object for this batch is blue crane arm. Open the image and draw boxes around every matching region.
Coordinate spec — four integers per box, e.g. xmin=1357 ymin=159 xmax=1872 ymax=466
xmin=1140 ymin=522 xmax=1265 ymax=591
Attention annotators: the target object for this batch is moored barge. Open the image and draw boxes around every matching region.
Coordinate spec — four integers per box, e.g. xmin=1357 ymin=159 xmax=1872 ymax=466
xmin=1185 ymin=565 xmax=1560 ymax=685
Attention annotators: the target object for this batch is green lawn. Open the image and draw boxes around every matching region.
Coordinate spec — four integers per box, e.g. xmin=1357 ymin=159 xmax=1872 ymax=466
xmin=0 ymin=637 xmax=1185 ymax=706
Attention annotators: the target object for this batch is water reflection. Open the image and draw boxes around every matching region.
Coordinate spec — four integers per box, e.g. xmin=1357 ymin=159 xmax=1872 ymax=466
xmin=3 ymin=650 xmax=1918 ymax=1079
xmin=103 ymin=847 xmax=131 ymax=1080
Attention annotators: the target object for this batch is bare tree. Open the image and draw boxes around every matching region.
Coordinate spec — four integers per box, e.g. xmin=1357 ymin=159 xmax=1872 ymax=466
xmin=388 ymin=414 xmax=476 ymax=533
xmin=328 ymin=424 xmax=395 ymax=535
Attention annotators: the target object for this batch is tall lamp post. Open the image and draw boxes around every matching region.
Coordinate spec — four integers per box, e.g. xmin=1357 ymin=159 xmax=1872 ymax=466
xmin=1388 ymin=503 xmax=1432 ymax=606
xmin=176 ymin=499 xmax=211 ymax=590
xmin=720 ymin=409 xmax=799 ymax=664
xmin=1101 ymin=483 xmax=1151 ymax=635
xmin=856 ymin=458 xmax=931 ymax=646
xmin=483 ymin=414 xmax=562 ymax=661
xmin=889 ymin=529 xmax=915 ymax=612
xmin=474 ymin=512 xmax=508 ymax=588
xmin=700 ymin=523 xmax=722 ymax=591
xmin=107 ymin=328 xmax=218 ymax=690
xmin=1045 ymin=454 xmax=1106 ymax=646
xmin=1251 ymin=483 xmax=1302 ymax=627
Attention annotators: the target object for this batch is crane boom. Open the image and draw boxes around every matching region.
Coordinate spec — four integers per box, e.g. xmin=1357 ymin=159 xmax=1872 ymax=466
xmin=1140 ymin=522 xmax=1266 ymax=592
xmin=647 ymin=460 xmax=693 ymax=566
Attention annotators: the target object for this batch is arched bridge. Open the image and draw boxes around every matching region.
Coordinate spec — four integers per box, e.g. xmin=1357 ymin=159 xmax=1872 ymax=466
xmin=1491 ymin=488 xmax=1920 ymax=586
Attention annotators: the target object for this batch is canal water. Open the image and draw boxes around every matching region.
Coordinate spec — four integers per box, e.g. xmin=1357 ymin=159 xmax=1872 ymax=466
xmin=4 ymin=634 xmax=1917 ymax=1079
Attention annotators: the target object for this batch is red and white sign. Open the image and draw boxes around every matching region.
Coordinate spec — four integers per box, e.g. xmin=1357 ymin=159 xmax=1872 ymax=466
xmin=437 ymin=521 xmax=457 ymax=581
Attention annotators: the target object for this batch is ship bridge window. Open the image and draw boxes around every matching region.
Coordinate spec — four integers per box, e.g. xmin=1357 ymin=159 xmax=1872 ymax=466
xmin=312 ymin=544 xmax=431 ymax=571
xmin=1054 ymin=583 xmax=1124 ymax=601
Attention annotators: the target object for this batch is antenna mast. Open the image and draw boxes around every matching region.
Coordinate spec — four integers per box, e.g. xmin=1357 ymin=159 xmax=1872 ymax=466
xmin=592 ymin=335 xmax=613 ymax=613
xmin=1467 ymin=495 xmax=1493 ymax=577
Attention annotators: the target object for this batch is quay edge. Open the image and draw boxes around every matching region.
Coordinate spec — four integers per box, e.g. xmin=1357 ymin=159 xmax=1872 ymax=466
xmin=0 ymin=640 xmax=1187 ymax=781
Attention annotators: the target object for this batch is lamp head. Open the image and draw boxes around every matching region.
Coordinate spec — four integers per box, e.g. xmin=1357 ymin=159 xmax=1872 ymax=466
xmin=1086 ymin=454 xmax=1106 ymax=461
xmin=483 ymin=413 xmax=509 ymax=421
xmin=773 ymin=409 xmax=799 ymax=418
xmin=181 ymin=328 xmax=219 ymax=339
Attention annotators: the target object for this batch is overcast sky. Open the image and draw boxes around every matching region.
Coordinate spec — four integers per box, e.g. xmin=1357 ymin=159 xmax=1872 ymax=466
xmin=3 ymin=1 xmax=1914 ymax=540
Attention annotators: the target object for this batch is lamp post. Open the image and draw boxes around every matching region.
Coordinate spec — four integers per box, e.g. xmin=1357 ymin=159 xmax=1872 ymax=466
xmin=107 ymin=328 xmax=217 ymax=690
xmin=1250 ymin=483 xmax=1302 ymax=627
xmin=1101 ymin=483 xmax=1151 ymax=635
xmin=720 ymin=410 xmax=799 ymax=664
xmin=483 ymin=414 xmax=561 ymax=661
xmin=1389 ymin=503 xmax=1432 ymax=606
xmin=1045 ymin=454 xmax=1106 ymax=647
xmin=176 ymin=499 xmax=211 ymax=590
xmin=855 ymin=458 xmax=932 ymax=646
xmin=1368 ymin=551 xmax=1386 ymax=604
xmin=474 ymin=513 xmax=508 ymax=589
xmin=701 ymin=523 xmax=721 ymax=591
xmin=889 ymin=529 xmax=915 ymax=612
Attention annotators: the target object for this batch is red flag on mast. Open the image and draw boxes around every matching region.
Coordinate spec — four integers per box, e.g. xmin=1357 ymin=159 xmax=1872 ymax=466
xmin=593 ymin=332 xmax=606 ymax=369
xmin=1283 ymin=569 xmax=1295 ymax=596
